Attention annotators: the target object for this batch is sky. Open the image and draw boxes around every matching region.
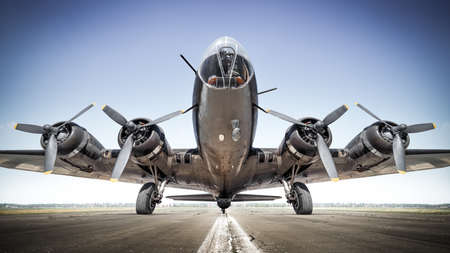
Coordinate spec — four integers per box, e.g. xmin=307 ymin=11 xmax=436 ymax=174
xmin=0 ymin=0 xmax=449 ymax=205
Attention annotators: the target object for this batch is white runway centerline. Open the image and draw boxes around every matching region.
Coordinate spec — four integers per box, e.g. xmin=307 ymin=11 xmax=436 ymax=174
xmin=197 ymin=214 xmax=261 ymax=253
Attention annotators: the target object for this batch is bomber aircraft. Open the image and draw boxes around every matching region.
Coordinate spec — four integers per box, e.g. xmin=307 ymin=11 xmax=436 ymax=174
xmin=1 ymin=36 xmax=449 ymax=214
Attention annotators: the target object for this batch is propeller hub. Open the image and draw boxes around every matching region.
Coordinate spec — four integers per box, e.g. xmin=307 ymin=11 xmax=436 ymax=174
xmin=314 ymin=121 xmax=325 ymax=131
xmin=126 ymin=121 xmax=137 ymax=132
xmin=295 ymin=117 xmax=332 ymax=147
xmin=391 ymin=124 xmax=407 ymax=133
xmin=375 ymin=121 xmax=410 ymax=150
xmin=43 ymin=124 xmax=52 ymax=132
xmin=118 ymin=118 xmax=155 ymax=148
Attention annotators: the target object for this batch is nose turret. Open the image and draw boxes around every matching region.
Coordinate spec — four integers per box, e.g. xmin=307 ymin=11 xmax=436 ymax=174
xmin=198 ymin=36 xmax=254 ymax=88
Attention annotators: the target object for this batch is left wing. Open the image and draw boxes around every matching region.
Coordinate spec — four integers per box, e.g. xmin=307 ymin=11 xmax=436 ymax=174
xmin=248 ymin=102 xmax=450 ymax=190
xmin=245 ymin=148 xmax=450 ymax=190
xmin=294 ymin=149 xmax=450 ymax=184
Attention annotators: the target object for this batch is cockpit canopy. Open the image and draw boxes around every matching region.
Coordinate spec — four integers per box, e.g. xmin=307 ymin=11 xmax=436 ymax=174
xmin=199 ymin=36 xmax=254 ymax=88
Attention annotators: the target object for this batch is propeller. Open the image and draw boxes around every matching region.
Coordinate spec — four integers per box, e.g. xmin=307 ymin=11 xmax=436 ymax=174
xmin=14 ymin=103 xmax=96 ymax=174
xmin=263 ymin=104 xmax=349 ymax=181
xmin=355 ymin=102 xmax=436 ymax=174
xmin=102 ymin=104 xmax=194 ymax=182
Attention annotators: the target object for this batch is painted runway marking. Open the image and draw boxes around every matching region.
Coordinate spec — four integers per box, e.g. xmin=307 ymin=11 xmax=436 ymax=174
xmin=197 ymin=214 xmax=261 ymax=253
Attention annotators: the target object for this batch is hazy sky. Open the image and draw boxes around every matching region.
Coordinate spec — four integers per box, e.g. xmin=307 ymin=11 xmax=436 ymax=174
xmin=0 ymin=0 xmax=449 ymax=204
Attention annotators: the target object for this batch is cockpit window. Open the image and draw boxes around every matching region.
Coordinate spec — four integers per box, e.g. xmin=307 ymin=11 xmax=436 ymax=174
xmin=218 ymin=47 xmax=237 ymax=79
xmin=199 ymin=37 xmax=254 ymax=88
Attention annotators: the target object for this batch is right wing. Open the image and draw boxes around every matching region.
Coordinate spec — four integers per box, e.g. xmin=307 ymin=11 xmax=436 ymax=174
xmin=0 ymin=148 xmax=207 ymax=192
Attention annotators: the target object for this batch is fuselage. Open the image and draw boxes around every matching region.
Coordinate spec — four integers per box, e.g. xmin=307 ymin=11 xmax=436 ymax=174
xmin=191 ymin=37 xmax=259 ymax=198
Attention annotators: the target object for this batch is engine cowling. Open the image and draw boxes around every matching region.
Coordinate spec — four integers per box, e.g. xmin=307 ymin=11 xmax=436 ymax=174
xmin=40 ymin=122 xmax=104 ymax=160
xmin=282 ymin=117 xmax=332 ymax=163
xmin=346 ymin=121 xmax=410 ymax=168
xmin=117 ymin=118 xmax=166 ymax=163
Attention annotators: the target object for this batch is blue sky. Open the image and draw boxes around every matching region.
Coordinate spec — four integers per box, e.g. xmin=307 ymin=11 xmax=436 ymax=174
xmin=0 ymin=0 xmax=449 ymax=204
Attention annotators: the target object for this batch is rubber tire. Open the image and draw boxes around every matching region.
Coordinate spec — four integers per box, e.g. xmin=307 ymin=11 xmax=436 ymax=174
xmin=136 ymin=182 xmax=157 ymax=215
xmin=292 ymin=182 xmax=313 ymax=215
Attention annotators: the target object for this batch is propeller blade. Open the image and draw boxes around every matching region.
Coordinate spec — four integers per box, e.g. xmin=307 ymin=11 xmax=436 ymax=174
xmin=140 ymin=110 xmax=185 ymax=127
xmin=102 ymin=105 xmax=128 ymax=126
xmin=316 ymin=134 xmax=339 ymax=181
xmin=322 ymin=104 xmax=349 ymax=126
xmin=355 ymin=103 xmax=392 ymax=127
xmin=266 ymin=109 xmax=308 ymax=127
xmin=393 ymin=133 xmax=406 ymax=174
xmin=14 ymin=123 xmax=45 ymax=134
xmin=44 ymin=134 xmax=58 ymax=174
xmin=151 ymin=110 xmax=184 ymax=125
xmin=405 ymin=123 xmax=436 ymax=133
xmin=110 ymin=134 xmax=134 ymax=182
xmin=66 ymin=103 xmax=95 ymax=123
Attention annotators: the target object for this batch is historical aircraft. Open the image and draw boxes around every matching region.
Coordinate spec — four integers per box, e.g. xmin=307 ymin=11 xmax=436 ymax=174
xmin=1 ymin=36 xmax=449 ymax=214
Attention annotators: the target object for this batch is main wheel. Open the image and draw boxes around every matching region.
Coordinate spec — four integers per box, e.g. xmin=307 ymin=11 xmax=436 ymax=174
xmin=136 ymin=182 xmax=157 ymax=215
xmin=292 ymin=182 xmax=313 ymax=215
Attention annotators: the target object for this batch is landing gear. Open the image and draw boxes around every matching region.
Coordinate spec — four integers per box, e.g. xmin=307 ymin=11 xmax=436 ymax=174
xmin=281 ymin=179 xmax=313 ymax=215
xmin=136 ymin=178 xmax=169 ymax=215
xmin=217 ymin=198 xmax=231 ymax=214
xmin=291 ymin=182 xmax=312 ymax=214
xmin=136 ymin=182 xmax=157 ymax=214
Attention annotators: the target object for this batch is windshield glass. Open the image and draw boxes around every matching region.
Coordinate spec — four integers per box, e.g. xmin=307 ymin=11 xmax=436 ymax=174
xmin=199 ymin=36 xmax=254 ymax=88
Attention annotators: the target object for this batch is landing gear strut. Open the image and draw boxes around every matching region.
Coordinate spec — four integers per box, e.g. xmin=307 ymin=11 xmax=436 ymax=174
xmin=281 ymin=179 xmax=313 ymax=215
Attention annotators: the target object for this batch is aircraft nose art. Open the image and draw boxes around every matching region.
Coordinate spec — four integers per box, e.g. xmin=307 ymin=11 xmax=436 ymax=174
xmin=198 ymin=36 xmax=254 ymax=88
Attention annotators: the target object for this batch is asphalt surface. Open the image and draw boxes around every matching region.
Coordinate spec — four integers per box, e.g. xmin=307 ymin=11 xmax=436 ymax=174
xmin=0 ymin=207 xmax=449 ymax=253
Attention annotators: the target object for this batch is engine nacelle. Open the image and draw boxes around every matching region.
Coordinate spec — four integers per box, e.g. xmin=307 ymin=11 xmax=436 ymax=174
xmin=117 ymin=118 xmax=166 ymax=164
xmin=282 ymin=117 xmax=332 ymax=163
xmin=41 ymin=122 xmax=105 ymax=171
xmin=346 ymin=121 xmax=410 ymax=169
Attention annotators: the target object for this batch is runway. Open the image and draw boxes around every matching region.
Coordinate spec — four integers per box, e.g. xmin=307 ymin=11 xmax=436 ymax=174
xmin=0 ymin=207 xmax=449 ymax=253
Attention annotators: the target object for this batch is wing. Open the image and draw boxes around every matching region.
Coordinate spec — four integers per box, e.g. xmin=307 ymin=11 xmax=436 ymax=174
xmin=0 ymin=149 xmax=151 ymax=184
xmin=0 ymin=149 xmax=206 ymax=191
xmin=245 ymin=148 xmax=450 ymax=190
xmin=297 ymin=149 xmax=450 ymax=184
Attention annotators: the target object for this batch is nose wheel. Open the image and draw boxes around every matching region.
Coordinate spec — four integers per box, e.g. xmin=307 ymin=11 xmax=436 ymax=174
xmin=221 ymin=209 xmax=226 ymax=214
